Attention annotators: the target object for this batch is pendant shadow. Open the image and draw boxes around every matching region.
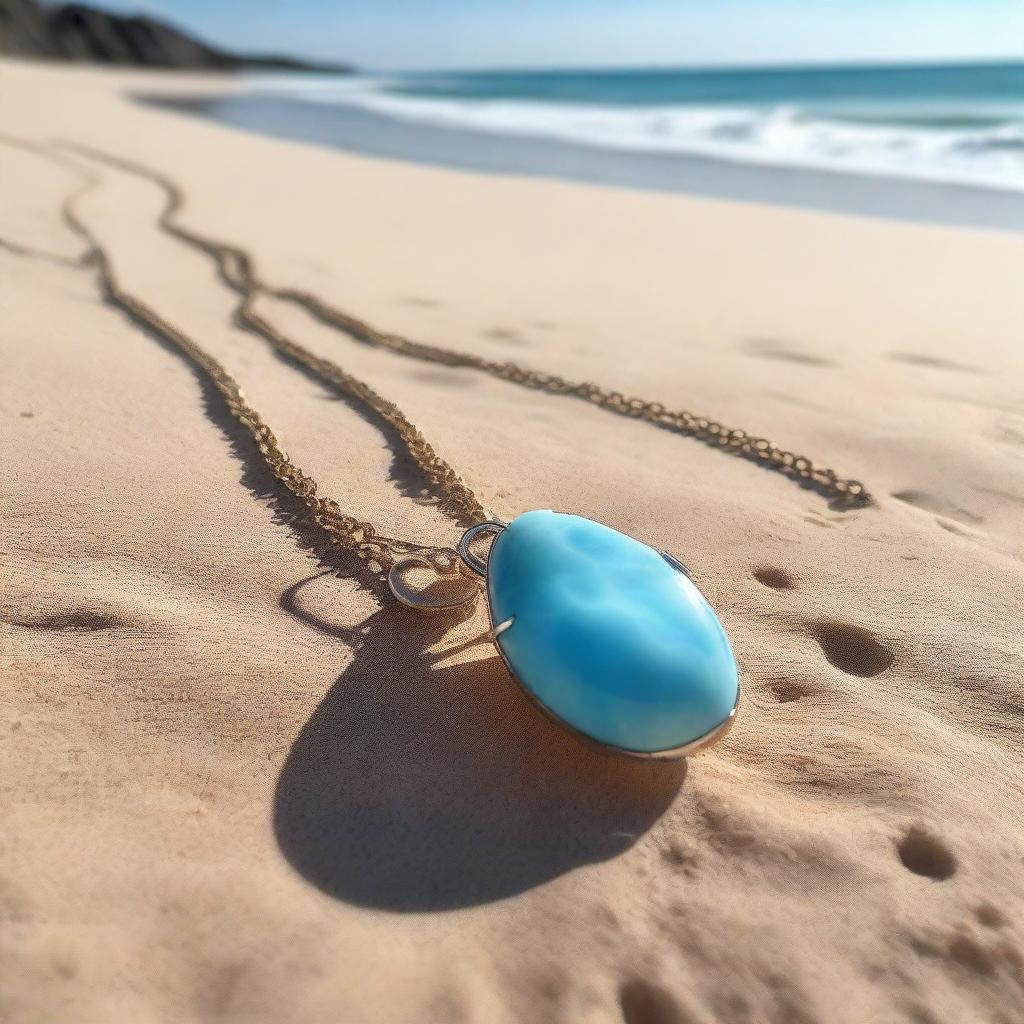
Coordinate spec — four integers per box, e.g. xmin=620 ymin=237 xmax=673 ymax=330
xmin=273 ymin=588 xmax=686 ymax=912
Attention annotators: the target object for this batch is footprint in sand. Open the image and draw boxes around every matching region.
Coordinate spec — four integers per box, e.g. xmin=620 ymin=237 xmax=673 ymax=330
xmin=6 ymin=609 xmax=119 ymax=632
xmin=766 ymin=678 xmax=812 ymax=703
xmin=974 ymin=485 xmax=1024 ymax=508
xmin=948 ymin=934 xmax=997 ymax=976
xmin=619 ymin=978 xmax=692 ymax=1024
xmin=410 ymin=368 xmax=479 ymax=387
xmin=975 ymin=903 xmax=1008 ymax=929
xmin=887 ymin=351 xmax=983 ymax=374
xmin=660 ymin=840 xmax=700 ymax=875
xmin=753 ymin=566 xmax=796 ymax=590
xmin=811 ymin=621 xmax=895 ymax=678
xmin=892 ymin=490 xmax=984 ymax=526
xmin=897 ymin=825 xmax=957 ymax=880
xmin=742 ymin=338 xmax=835 ymax=368
xmin=935 ymin=518 xmax=975 ymax=538
xmin=803 ymin=513 xmax=836 ymax=529
xmin=483 ymin=326 xmax=531 ymax=347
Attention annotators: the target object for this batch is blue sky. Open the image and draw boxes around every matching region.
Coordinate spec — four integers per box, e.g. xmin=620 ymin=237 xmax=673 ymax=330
xmin=78 ymin=1 xmax=1024 ymax=70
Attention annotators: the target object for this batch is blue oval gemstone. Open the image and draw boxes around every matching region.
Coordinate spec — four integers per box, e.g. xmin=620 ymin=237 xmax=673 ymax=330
xmin=488 ymin=510 xmax=739 ymax=755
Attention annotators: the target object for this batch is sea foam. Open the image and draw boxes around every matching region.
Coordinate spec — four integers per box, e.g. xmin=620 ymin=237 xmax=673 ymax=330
xmin=254 ymin=73 xmax=1024 ymax=193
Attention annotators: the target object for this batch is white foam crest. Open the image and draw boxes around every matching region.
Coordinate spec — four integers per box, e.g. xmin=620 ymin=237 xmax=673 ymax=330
xmin=252 ymin=76 xmax=1024 ymax=193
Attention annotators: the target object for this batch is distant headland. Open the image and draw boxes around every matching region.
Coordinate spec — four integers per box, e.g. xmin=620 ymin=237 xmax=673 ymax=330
xmin=0 ymin=0 xmax=353 ymax=72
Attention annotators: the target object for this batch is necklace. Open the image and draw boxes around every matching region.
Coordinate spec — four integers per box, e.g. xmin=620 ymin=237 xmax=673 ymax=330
xmin=22 ymin=139 xmax=870 ymax=761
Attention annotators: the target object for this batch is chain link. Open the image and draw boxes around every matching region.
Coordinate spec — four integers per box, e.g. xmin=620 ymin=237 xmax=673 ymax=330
xmin=35 ymin=140 xmax=868 ymax=584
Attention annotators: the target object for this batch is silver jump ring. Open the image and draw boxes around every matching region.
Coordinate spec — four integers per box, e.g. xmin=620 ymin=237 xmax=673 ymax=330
xmin=387 ymin=554 xmax=480 ymax=612
xmin=457 ymin=520 xmax=507 ymax=578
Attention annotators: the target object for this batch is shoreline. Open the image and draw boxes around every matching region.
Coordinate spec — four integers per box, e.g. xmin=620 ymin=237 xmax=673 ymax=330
xmin=139 ymin=89 xmax=1024 ymax=233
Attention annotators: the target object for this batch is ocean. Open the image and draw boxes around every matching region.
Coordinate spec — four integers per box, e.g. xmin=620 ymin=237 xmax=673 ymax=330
xmin=261 ymin=63 xmax=1024 ymax=190
xmin=150 ymin=61 xmax=1024 ymax=228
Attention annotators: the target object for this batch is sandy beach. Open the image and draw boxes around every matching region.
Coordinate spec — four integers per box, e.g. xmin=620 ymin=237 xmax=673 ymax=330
xmin=3 ymin=57 xmax=1024 ymax=1023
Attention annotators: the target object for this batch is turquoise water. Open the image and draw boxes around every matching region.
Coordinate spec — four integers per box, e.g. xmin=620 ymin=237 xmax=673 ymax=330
xmin=259 ymin=61 xmax=1024 ymax=190
xmin=394 ymin=63 xmax=1024 ymax=124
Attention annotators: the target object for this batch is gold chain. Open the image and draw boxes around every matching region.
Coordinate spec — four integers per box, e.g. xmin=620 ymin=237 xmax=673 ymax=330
xmin=74 ymin=143 xmax=867 ymax=510
xmin=281 ymin=288 xmax=868 ymax=506
xmin=58 ymin=180 xmax=474 ymax=579
xmin=17 ymin=139 xmax=868 ymax=584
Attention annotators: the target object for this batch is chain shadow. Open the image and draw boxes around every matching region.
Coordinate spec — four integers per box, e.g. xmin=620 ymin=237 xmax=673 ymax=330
xmin=273 ymin=580 xmax=686 ymax=911
xmin=103 ymin=292 xmax=384 ymax=586
xmin=231 ymin=297 xmax=457 ymax=516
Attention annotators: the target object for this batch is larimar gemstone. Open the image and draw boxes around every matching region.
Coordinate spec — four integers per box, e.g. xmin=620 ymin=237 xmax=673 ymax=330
xmin=487 ymin=510 xmax=739 ymax=754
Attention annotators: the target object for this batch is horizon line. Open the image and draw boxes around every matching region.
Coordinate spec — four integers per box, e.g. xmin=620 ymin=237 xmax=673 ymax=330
xmin=371 ymin=55 xmax=1024 ymax=76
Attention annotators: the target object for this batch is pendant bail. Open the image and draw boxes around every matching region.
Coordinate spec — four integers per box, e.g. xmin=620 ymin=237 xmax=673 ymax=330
xmin=457 ymin=520 xmax=507 ymax=578
xmin=387 ymin=554 xmax=481 ymax=612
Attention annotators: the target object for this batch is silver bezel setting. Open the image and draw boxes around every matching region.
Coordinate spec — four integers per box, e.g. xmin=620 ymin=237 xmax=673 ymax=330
xmin=475 ymin=515 xmax=740 ymax=761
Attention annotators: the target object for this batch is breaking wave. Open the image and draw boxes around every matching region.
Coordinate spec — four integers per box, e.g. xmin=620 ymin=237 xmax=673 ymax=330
xmin=255 ymin=74 xmax=1024 ymax=193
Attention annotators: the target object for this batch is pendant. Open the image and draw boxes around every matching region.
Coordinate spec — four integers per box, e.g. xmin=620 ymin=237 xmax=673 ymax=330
xmin=391 ymin=510 xmax=740 ymax=759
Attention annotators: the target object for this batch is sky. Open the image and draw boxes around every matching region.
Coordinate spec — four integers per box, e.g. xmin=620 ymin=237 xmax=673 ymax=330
xmin=73 ymin=1 xmax=1024 ymax=71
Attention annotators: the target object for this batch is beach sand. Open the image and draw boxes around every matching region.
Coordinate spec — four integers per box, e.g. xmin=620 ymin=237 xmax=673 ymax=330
xmin=2 ymin=58 xmax=1023 ymax=1023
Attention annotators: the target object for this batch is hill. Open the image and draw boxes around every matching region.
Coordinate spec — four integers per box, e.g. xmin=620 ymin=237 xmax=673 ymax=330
xmin=0 ymin=0 xmax=352 ymax=72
